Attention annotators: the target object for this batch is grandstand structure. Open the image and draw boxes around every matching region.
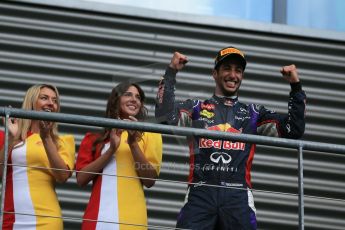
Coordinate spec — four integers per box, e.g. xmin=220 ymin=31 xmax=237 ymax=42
xmin=0 ymin=0 xmax=345 ymax=229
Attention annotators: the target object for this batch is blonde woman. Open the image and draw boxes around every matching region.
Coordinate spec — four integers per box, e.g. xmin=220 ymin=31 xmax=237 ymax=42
xmin=0 ymin=84 xmax=75 ymax=229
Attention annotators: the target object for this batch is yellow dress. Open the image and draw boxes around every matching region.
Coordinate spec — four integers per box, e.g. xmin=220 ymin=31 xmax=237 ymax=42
xmin=76 ymin=131 xmax=162 ymax=230
xmin=2 ymin=133 xmax=75 ymax=230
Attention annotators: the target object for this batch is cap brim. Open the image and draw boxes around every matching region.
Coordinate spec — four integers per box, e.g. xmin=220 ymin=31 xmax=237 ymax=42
xmin=215 ymin=53 xmax=246 ymax=70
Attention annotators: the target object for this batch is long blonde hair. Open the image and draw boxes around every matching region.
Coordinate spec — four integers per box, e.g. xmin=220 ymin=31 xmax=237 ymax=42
xmin=15 ymin=84 xmax=61 ymax=144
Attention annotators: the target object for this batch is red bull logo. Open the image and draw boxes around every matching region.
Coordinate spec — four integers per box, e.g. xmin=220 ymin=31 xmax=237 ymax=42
xmin=201 ymin=103 xmax=215 ymax=110
xmin=199 ymin=123 xmax=245 ymax=150
xmin=207 ymin=123 xmax=241 ymax=133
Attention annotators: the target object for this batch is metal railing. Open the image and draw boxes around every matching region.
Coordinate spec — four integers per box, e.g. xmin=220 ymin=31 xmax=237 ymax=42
xmin=1 ymin=106 xmax=345 ymax=230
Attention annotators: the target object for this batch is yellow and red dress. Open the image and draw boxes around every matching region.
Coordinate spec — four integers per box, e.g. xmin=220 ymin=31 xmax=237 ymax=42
xmin=1 ymin=132 xmax=75 ymax=230
xmin=0 ymin=130 xmax=4 ymax=150
xmin=76 ymin=131 xmax=162 ymax=230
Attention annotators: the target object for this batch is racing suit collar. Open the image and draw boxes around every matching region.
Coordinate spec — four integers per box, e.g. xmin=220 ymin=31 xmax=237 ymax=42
xmin=212 ymin=94 xmax=238 ymax=106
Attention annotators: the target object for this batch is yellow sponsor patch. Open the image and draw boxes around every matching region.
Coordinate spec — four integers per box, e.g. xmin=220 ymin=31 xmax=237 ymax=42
xmin=200 ymin=109 xmax=215 ymax=119
xmin=220 ymin=47 xmax=244 ymax=58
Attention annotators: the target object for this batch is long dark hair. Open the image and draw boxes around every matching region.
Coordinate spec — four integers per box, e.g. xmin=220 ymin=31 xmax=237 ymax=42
xmin=92 ymin=82 xmax=148 ymax=153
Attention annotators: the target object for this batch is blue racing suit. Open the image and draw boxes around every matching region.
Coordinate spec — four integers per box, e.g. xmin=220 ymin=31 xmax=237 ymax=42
xmin=155 ymin=67 xmax=306 ymax=230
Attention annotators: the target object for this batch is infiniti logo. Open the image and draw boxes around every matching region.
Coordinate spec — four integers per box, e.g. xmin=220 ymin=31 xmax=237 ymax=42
xmin=210 ymin=152 xmax=232 ymax=164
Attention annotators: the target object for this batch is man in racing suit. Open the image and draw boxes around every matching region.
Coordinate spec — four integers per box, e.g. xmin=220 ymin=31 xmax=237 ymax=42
xmin=155 ymin=46 xmax=306 ymax=230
